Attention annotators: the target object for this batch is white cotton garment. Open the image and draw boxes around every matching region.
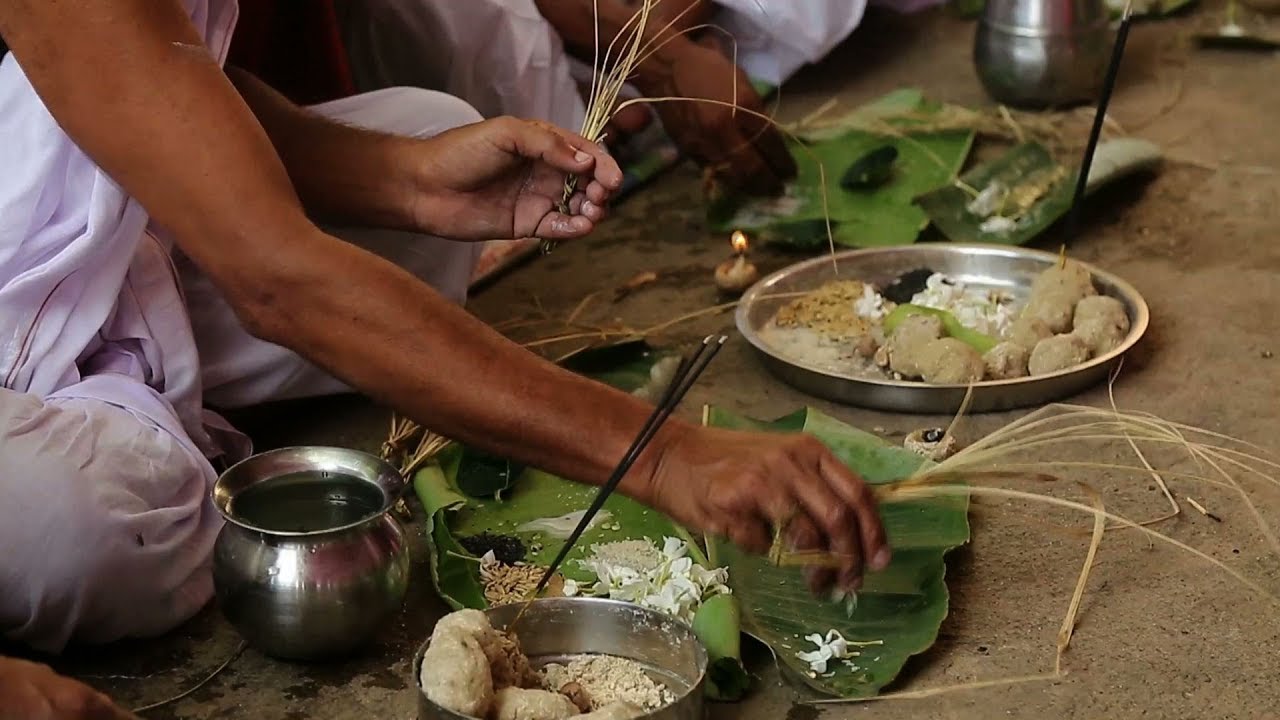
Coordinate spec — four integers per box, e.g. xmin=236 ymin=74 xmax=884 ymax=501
xmin=339 ymin=0 xmax=947 ymax=130
xmin=0 ymin=1 xmax=486 ymax=651
xmin=714 ymin=0 xmax=871 ymax=87
xmin=0 ymin=0 xmax=245 ymax=652
xmin=0 ymin=0 xmax=243 ymax=459
xmin=339 ymin=0 xmax=588 ymax=131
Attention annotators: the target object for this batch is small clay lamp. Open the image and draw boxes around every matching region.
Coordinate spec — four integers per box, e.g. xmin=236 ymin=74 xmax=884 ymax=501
xmin=714 ymin=230 xmax=760 ymax=295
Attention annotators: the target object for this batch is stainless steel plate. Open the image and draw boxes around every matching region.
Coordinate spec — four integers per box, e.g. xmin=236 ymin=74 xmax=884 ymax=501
xmin=736 ymin=244 xmax=1150 ymax=414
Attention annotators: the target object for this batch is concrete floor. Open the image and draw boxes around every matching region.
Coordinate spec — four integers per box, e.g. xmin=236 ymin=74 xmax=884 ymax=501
xmin=46 ymin=4 xmax=1280 ymax=719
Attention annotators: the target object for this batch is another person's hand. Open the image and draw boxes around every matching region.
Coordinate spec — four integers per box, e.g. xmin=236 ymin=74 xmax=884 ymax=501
xmin=0 ymin=657 xmax=137 ymax=720
xmin=638 ymin=425 xmax=890 ymax=595
xmin=646 ymin=40 xmax=797 ymax=197
xmin=408 ymin=117 xmax=624 ymax=242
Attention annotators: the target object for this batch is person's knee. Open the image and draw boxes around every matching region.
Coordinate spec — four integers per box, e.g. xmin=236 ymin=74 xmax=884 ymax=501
xmin=0 ymin=392 xmax=220 ymax=652
xmin=347 ymin=86 xmax=485 ymax=139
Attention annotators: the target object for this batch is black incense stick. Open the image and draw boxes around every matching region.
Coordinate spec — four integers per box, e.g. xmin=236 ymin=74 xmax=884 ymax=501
xmin=1064 ymin=1 xmax=1136 ymax=239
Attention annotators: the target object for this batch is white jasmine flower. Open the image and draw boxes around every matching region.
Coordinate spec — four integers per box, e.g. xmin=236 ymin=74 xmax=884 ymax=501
xmin=796 ymin=630 xmax=856 ymax=674
xmin=979 ymin=215 xmax=1018 ymax=235
xmin=661 ymin=537 xmax=688 ymax=560
xmin=966 ymin=181 xmax=1008 ymax=217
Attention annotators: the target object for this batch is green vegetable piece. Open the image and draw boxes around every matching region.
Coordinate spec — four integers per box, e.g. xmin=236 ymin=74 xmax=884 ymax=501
xmin=840 ymin=145 xmax=899 ymax=191
xmin=884 ymin=304 xmax=997 ymax=354
xmin=693 ymin=594 xmax=751 ymax=701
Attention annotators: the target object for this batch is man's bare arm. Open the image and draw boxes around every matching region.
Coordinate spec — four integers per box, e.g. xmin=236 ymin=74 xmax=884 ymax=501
xmin=225 ymin=67 xmax=423 ymax=232
xmin=0 ymin=0 xmax=671 ymax=499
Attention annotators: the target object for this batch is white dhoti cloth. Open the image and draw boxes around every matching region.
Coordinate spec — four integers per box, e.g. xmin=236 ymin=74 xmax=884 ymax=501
xmin=335 ymin=0 xmax=943 ymax=278
xmin=336 ymin=0 xmax=947 ymax=133
xmin=0 ymin=0 xmax=482 ymax=653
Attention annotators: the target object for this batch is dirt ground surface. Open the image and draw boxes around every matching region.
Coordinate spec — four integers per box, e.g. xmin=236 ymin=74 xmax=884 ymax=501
xmin=39 ymin=4 xmax=1280 ymax=719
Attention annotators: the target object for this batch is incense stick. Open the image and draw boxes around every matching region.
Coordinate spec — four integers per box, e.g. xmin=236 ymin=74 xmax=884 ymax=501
xmin=506 ymin=334 xmax=729 ymax=630
xmin=1064 ymin=0 xmax=1136 ymax=239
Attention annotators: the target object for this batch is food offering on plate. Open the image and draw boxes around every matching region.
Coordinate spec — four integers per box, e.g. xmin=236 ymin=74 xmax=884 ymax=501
xmin=764 ymin=258 xmax=1131 ymax=386
xmin=420 ymin=609 xmax=674 ymax=720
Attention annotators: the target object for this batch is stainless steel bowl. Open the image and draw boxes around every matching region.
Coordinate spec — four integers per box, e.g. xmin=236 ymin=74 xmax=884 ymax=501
xmin=735 ymin=244 xmax=1150 ymax=414
xmin=975 ymin=0 xmax=1113 ymax=108
xmin=414 ymin=598 xmax=707 ymax=720
xmin=211 ymin=446 xmax=411 ymax=661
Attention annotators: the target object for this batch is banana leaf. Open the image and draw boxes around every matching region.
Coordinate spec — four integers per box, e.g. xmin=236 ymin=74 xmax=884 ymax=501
xmin=703 ymin=406 xmax=970 ymax=698
xmin=915 ymin=139 xmax=1162 ymax=246
xmin=415 ymin=465 xmax=487 ymax=611
xmin=411 ymin=341 xmax=753 ymax=700
xmin=413 ymin=341 xmax=970 ymax=700
xmin=707 ymin=89 xmax=975 ymax=249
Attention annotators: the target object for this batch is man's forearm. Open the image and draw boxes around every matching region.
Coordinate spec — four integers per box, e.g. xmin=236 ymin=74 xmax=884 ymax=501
xmin=226 ymin=68 xmax=422 ymax=232
xmin=260 ymin=230 xmax=673 ymax=499
xmin=0 ymin=0 xmax=312 ymax=293
xmin=0 ymin=0 xmax=671 ymax=498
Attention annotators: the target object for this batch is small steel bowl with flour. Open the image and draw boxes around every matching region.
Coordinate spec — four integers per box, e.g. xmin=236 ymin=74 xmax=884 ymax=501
xmin=414 ymin=598 xmax=706 ymax=720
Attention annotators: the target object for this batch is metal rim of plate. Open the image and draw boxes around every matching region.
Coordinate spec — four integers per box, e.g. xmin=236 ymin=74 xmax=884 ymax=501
xmin=735 ymin=243 xmax=1151 ymax=415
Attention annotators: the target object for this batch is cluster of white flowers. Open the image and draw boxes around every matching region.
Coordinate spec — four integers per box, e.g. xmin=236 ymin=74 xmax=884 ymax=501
xmin=852 ymin=283 xmax=890 ymax=321
xmin=966 ymin=181 xmax=1028 ymax=235
xmin=910 ymin=273 xmax=1016 ymax=338
xmin=562 ymin=537 xmax=730 ymax=623
xmin=796 ymin=630 xmax=856 ymax=674
xmin=966 ymin=180 xmax=1009 ymax=218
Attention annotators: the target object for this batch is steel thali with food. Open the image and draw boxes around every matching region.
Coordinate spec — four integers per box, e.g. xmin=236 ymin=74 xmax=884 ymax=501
xmin=735 ymin=243 xmax=1150 ymax=414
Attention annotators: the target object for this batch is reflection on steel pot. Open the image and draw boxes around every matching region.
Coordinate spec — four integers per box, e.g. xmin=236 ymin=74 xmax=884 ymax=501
xmin=211 ymin=446 xmax=411 ymax=661
xmin=975 ymin=0 xmax=1114 ymax=108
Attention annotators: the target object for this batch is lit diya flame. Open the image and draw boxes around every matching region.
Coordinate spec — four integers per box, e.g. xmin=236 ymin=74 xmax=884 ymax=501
xmin=715 ymin=230 xmax=759 ymax=294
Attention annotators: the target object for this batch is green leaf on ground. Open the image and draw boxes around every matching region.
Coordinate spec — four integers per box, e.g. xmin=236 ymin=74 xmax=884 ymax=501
xmin=916 ymin=142 xmax=1076 ymax=246
xmin=708 ymin=90 xmax=974 ymax=249
xmin=411 ymin=341 xmax=752 ymax=700
xmin=704 ymin=406 xmax=970 ymax=698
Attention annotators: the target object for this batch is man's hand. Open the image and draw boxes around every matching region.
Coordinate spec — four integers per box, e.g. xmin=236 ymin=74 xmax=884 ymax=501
xmin=643 ymin=40 xmax=797 ymax=197
xmin=533 ymin=0 xmax=795 ymax=197
xmin=639 ymin=425 xmax=890 ymax=594
xmin=0 ymin=657 xmax=137 ymax=720
xmin=408 ymin=117 xmax=625 ymax=242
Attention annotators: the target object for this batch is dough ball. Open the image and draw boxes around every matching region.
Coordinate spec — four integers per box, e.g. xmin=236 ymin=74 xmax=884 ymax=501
xmin=422 ymin=628 xmax=494 ymax=718
xmin=1073 ymin=294 xmax=1127 ymax=326
xmin=1028 ymin=334 xmax=1091 ymax=376
xmin=1021 ymin=288 xmax=1078 ymax=334
xmin=435 ymin=608 xmax=492 ymax=637
xmin=433 ymin=609 xmax=536 ymax=692
xmin=1023 ymin=260 xmax=1098 ymax=333
xmin=578 ymin=703 xmax=645 ymax=720
xmin=1072 ymin=295 xmax=1130 ymax=355
xmin=886 ymin=314 xmax=945 ymax=378
xmin=490 ymin=687 xmax=581 ymax=720
xmin=1007 ymin=316 xmax=1052 ymax=351
xmin=1031 ymin=259 xmax=1097 ymax=299
xmin=983 ymin=341 xmax=1030 ymax=380
xmin=919 ymin=338 xmax=985 ymax=385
